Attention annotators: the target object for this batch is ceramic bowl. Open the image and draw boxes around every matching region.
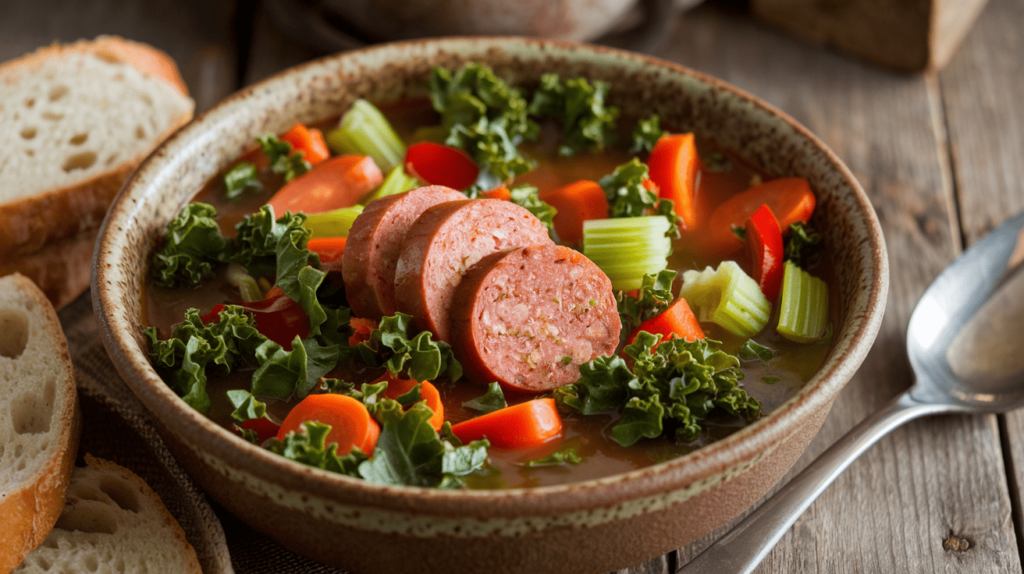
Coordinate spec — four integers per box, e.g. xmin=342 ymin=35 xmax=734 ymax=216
xmin=93 ymin=37 xmax=888 ymax=573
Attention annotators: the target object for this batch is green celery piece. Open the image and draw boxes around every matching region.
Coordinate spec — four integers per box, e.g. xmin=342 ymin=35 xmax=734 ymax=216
xmin=303 ymin=205 xmax=364 ymax=238
xmin=327 ymin=99 xmax=406 ymax=172
xmin=225 ymin=263 xmax=263 ymax=302
xmin=582 ymin=216 xmax=672 ymax=290
xmin=363 ymin=166 xmax=419 ymax=204
xmin=777 ymin=261 xmax=829 ymax=343
xmin=680 ymin=261 xmax=772 ymax=338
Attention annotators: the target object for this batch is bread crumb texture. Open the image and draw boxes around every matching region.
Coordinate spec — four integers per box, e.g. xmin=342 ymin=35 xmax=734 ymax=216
xmin=0 ymin=51 xmax=193 ymax=200
xmin=14 ymin=456 xmax=202 ymax=574
xmin=0 ymin=285 xmax=67 ymax=491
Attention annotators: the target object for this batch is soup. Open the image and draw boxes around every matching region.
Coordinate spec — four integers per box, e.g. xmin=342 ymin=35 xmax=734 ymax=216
xmin=143 ymin=63 xmax=832 ymax=489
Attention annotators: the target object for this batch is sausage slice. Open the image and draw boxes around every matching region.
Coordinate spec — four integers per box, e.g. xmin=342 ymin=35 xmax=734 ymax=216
xmin=394 ymin=199 xmax=553 ymax=342
xmin=342 ymin=185 xmax=464 ymax=320
xmin=451 ymin=244 xmax=621 ymax=392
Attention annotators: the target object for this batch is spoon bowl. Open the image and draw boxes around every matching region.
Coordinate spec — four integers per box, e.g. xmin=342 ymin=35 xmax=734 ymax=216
xmin=681 ymin=210 xmax=1024 ymax=574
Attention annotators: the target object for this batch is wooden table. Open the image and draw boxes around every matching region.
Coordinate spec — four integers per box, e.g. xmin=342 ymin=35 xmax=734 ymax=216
xmin=4 ymin=0 xmax=1023 ymax=572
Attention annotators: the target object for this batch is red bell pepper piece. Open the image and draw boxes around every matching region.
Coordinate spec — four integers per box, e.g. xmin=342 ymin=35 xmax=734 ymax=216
xmin=200 ymin=295 xmax=309 ymax=349
xmin=348 ymin=317 xmax=377 ymax=347
xmin=745 ymin=204 xmax=784 ymax=302
xmin=238 ymin=417 xmax=281 ymax=444
xmin=646 ymin=133 xmax=700 ymax=229
xmin=405 ymin=142 xmax=479 ymax=190
xmin=625 ymin=298 xmax=705 ymax=347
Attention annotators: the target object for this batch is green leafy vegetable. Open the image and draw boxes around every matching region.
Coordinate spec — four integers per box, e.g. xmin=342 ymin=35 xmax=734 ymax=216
xmin=522 ymin=448 xmax=583 ymax=468
xmin=226 ymin=389 xmax=268 ymax=424
xmin=145 ymin=306 xmax=266 ymax=413
xmin=151 ymin=203 xmax=234 ymax=288
xmin=358 ymin=400 xmax=489 ymax=487
xmin=599 ymin=159 xmax=681 ymax=237
xmin=223 ymin=161 xmax=262 ymax=200
xmin=528 ymin=73 xmax=619 ymax=157
xmin=267 ymin=421 xmax=367 ymax=477
xmin=784 ymin=222 xmax=822 ymax=265
xmin=429 ymin=63 xmax=538 ymax=183
xmin=462 ymin=382 xmax=507 ymax=415
xmin=355 ymin=313 xmax=462 ymax=382
xmin=556 ymin=331 xmax=761 ymax=446
xmin=738 ymin=340 xmax=775 ymax=364
xmin=616 ymin=269 xmax=677 ymax=332
xmin=509 ymin=184 xmax=557 ymax=230
xmin=251 ymin=336 xmax=342 ymax=400
xmin=630 ymin=114 xmax=664 ymax=155
xmin=258 ymin=134 xmax=311 ymax=182
xmin=731 ymin=224 xmax=747 ymax=242
xmin=230 ymin=206 xmax=312 ymax=279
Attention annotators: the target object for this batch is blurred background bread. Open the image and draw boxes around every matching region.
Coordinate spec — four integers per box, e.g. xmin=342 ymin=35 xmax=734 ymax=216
xmin=0 ymin=36 xmax=194 ymax=308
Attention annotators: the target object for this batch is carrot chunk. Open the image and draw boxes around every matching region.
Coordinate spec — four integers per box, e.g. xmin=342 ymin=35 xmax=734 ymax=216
xmin=377 ymin=374 xmax=445 ymax=431
xmin=539 ymin=180 xmax=609 ymax=244
xmin=268 ymin=155 xmax=383 ymax=215
xmin=277 ymin=394 xmax=380 ymax=455
xmin=307 ymin=237 xmax=347 ymax=264
xmin=703 ymin=177 xmax=815 ymax=256
xmin=451 ymin=398 xmax=562 ymax=448
xmin=280 ymin=123 xmax=331 ymax=164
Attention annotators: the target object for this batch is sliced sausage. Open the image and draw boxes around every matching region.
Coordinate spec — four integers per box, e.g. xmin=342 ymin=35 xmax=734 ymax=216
xmin=451 ymin=244 xmax=620 ymax=392
xmin=342 ymin=185 xmax=464 ymax=320
xmin=394 ymin=199 xmax=553 ymax=342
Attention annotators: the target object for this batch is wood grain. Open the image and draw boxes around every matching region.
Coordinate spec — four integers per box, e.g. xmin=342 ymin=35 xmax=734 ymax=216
xmin=940 ymin=0 xmax=1024 ymax=564
xmin=0 ymin=0 xmax=238 ymax=112
xmin=657 ymin=4 xmax=1020 ymax=572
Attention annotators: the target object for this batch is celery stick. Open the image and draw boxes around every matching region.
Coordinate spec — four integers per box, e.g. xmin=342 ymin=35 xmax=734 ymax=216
xmin=226 ymin=263 xmax=263 ymax=302
xmin=680 ymin=261 xmax=771 ymax=338
xmin=582 ymin=217 xmax=672 ymax=290
xmin=363 ymin=166 xmax=419 ymax=204
xmin=303 ymin=205 xmax=364 ymax=238
xmin=327 ymin=99 xmax=406 ymax=172
xmin=777 ymin=261 xmax=829 ymax=343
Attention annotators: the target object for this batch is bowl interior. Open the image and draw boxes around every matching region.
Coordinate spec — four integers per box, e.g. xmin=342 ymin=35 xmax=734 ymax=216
xmin=93 ymin=37 xmax=887 ymax=512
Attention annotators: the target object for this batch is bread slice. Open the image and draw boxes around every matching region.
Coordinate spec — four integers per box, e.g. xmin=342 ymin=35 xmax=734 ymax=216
xmin=0 ymin=229 xmax=97 ymax=311
xmin=0 ymin=36 xmax=194 ymax=303
xmin=13 ymin=455 xmax=202 ymax=574
xmin=0 ymin=274 xmax=81 ymax=573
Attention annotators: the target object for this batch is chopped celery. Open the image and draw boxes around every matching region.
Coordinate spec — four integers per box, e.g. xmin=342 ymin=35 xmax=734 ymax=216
xmin=680 ymin=261 xmax=771 ymax=338
xmin=777 ymin=261 xmax=829 ymax=343
xmin=303 ymin=205 xmax=364 ymax=238
xmin=363 ymin=166 xmax=419 ymax=204
xmin=226 ymin=263 xmax=263 ymax=302
xmin=582 ymin=216 xmax=672 ymax=290
xmin=326 ymin=99 xmax=406 ymax=172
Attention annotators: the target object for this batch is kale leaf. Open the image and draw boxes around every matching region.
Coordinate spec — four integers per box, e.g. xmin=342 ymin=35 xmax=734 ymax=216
xmin=528 ymin=73 xmax=619 ymax=157
xmin=258 ymin=135 xmax=311 ymax=182
xmin=522 ymin=448 xmax=583 ymax=468
xmin=462 ymin=382 xmax=508 ymax=415
xmin=630 ymin=114 xmax=664 ymax=155
xmin=738 ymin=339 xmax=776 ymax=364
xmin=556 ymin=331 xmax=761 ymax=446
xmin=355 ymin=313 xmax=462 ymax=382
xmin=430 ymin=63 xmax=538 ymax=183
xmin=598 ymin=159 xmax=681 ymax=237
xmin=616 ymin=269 xmax=678 ymax=333
xmin=151 ymin=203 xmax=234 ymax=288
xmin=223 ymin=161 xmax=262 ymax=200
xmin=266 ymin=421 xmax=368 ymax=477
xmin=509 ymin=184 xmax=557 ymax=230
xmin=784 ymin=222 xmax=822 ymax=265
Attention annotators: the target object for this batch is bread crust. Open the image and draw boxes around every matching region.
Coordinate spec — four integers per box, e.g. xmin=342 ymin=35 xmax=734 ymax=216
xmin=0 ymin=229 xmax=97 ymax=310
xmin=0 ymin=274 xmax=81 ymax=573
xmin=0 ymin=36 xmax=193 ymax=262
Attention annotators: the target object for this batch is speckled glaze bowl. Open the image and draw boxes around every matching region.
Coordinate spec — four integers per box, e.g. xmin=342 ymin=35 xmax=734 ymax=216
xmin=93 ymin=38 xmax=887 ymax=573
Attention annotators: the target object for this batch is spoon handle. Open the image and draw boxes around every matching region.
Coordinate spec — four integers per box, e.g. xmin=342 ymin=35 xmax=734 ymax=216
xmin=677 ymin=392 xmax=958 ymax=574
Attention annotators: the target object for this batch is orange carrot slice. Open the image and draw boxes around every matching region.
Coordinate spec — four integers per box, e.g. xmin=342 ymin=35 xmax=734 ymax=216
xmin=277 ymin=394 xmax=380 ymax=455
xmin=268 ymin=155 xmax=383 ymax=215
xmin=378 ymin=375 xmax=445 ymax=431
xmin=540 ymin=180 xmax=609 ymax=244
xmin=703 ymin=177 xmax=815 ymax=256
xmin=450 ymin=398 xmax=562 ymax=448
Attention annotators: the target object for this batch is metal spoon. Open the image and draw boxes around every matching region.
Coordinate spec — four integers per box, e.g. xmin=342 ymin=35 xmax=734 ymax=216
xmin=679 ymin=211 xmax=1024 ymax=574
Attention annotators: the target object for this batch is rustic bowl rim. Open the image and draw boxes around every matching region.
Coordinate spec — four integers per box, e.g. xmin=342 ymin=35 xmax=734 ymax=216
xmin=93 ymin=36 xmax=888 ymax=513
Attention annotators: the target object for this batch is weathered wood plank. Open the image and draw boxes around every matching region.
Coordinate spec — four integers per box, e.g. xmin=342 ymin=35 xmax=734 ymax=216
xmin=657 ymin=4 xmax=1019 ymax=572
xmin=0 ymin=0 xmax=239 ymax=112
xmin=939 ymin=0 xmax=1024 ymax=563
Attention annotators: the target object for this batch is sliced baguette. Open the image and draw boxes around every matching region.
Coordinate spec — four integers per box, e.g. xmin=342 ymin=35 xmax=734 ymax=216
xmin=13 ymin=455 xmax=202 ymax=574
xmin=0 ymin=274 xmax=81 ymax=573
xmin=0 ymin=35 xmax=194 ymax=261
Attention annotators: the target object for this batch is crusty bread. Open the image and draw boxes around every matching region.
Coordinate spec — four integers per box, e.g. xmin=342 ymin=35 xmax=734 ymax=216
xmin=13 ymin=455 xmax=202 ymax=574
xmin=0 ymin=36 xmax=194 ymax=306
xmin=0 ymin=274 xmax=81 ymax=573
xmin=0 ymin=229 xmax=97 ymax=311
